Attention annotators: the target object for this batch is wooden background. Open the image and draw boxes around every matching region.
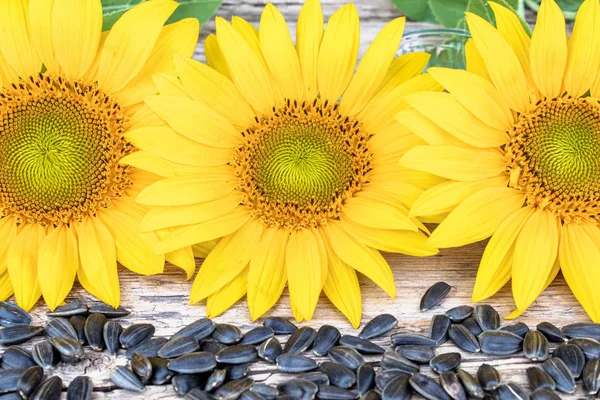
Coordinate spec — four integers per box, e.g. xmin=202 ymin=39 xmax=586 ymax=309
xmin=23 ymin=1 xmax=590 ymax=398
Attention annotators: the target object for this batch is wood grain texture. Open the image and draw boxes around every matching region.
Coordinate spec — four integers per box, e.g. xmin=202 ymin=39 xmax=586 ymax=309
xmin=20 ymin=1 xmax=586 ymax=398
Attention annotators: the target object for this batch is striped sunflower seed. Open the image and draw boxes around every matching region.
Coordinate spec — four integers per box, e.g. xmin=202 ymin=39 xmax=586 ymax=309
xmin=479 ymin=330 xmax=523 ymax=355
xmin=32 ymin=340 xmax=58 ymax=369
xmin=0 ymin=369 xmax=25 ymax=394
xmin=205 ymin=369 xmax=226 ymax=392
xmin=461 ymin=317 xmax=483 ymax=337
xmin=158 ymin=335 xmax=200 ymax=359
xmin=0 ymin=391 xmax=22 ymax=400
xmin=45 ymin=318 xmax=78 ymax=341
xmin=51 ymin=337 xmax=84 ymax=359
xmin=149 ymin=357 xmax=175 ymax=385
xmin=125 ymin=337 xmax=168 ymax=359
xmin=375 ymin=369 xmax=410 ymax=392
xmin=30 ymin=376 xmax=62 ymax=400
xmin=524 ymin=330 xmax=549 ymax=361
xmin=224 ymin=362 xmax=249 ymax=378
xmin=47 ymin=300 xmax=88 ymax=318
xmin=88 ymin=304 xmax=130 ymax=318
xmin=429 ymin=352 xmax=461 ymax=374
xmin=1 ymin=346 xmax=35 ymax=370
xmin=541 ymin=358 xmax=575 ymax=394
xmin=526 ymin=367 xmax=556 ymax=391
xmin=168 ymin=352 xmax=217 ymax=374
xmin=258 ymin=337 xmax=282 ymax=363
xmin=360 ymin=391 xmax=381 ymax=400
xmin=68 ymin=315 xmax=86 ymax=345
xmin=314 ymin=325 xmax=341 ymax=357
xmin=216 ymin=344 xmax=257 ymax=364
xmin=0 ymin=325 xmax=43 ymax=345
xmin=395 ymin=345 xmax=435 ymax=364
xmin=67 ymin=376 xmax=93 ymax=400
xmin=120 ymin=323 xmax=155 ymax=349
xmin=476 ymin=363 xmax=501 ymax=391
xmin=16 ymin=366 xmax=43 ymax=398
xmin=317 ymin=384 xmax=358 ymax=400
xmin=359 ymin=314 xmax=397 ymax=340
xmin=381 ymin=375 xmax=410 ymax=400
xmin=319 ymin=362 xmax=356 ymax=389
xmin=530 ymin=389 xmax=561 ymax=400
xmin=420 ymin=282 xmax=451 ymax=311
xmin=185 ymin=388 xmax=216 ymax=400
xmin=445 ymin=306 xmax=473 ymax=322
xmin=84 ymin=313 xmax=107 ymax=351
xmin=214 ymin=378 xmax=254 ymax=400
xmin=277 ymin=379 xmax=318 ymax=400
xmin=583 ymin=359 xmax=600 ymax=395
xmin=379 ymin=351 xmax=418 ymax=374
xmin=496 ymin=383 xmax=529 ymax=400
xmin=298 ymin=371 xmax=330 ymax=386
xmin=448 ymin=325 xmax=480 ymax=353
xmin=239 ymin=391 xmax=264 ymax=400
xmin=552 ymin=343 xmax=585 ymax=378
xmin=429 ymin=315 xmax=451 ymax=346
xmin=240 ymin=326 xmax=274 ymax=345
xmin=391 ymin=333 xmax=436 ymax=348
xmin=474 ymin=305 xmax=500 ymax=332
xmin=328 ymin=347 xmax=365 ymax=371
xmin=537 ymin=322 xmax=566 ymax=343
xmin=173 ymin=374 xmax=205 ymax=396
xmin=249 ymin=383 xmax=278 ymax=400
xmin=356 ymin=364 xmax=375 ymax=396
xmin=131 ymin=352 xmax=153 ymax=384
xmin=439 ymin=371 xmax=466 ymax=400
xmin=284 ymin=327 xmax=317 ymax=354
xmin=277 ymin=354 xmax=318 ymax=373
xmin=409 ymin=373 xmax=450 ymax=400
xmin=263 ymin=317 xmax=297 ymax=335
xmin=339 ymin=336 xmax=384 ymax=355
xmin=0 ymin=302 xmax=31 ymax=327
xmin=500 ymin=322 xmax=530 ymax=338
xmin=456 ymin=369 xmax=484 ymax=399
xmin=570 ymin=337 xmax=600 ymax=360
xmin=103 ymin=320 xmax=123 ymax=355
xmin=110 ymin=366 xmax=144 ymax=392
xmin=212 ymin=324 xmax=243 ymax=345
xmin=562 ymin=323 xmax=600 ymax=341
xmin=172 ymin=318 xmax=215 ymax=341
xmin=199 ymin=339 xmax=227 ymax=355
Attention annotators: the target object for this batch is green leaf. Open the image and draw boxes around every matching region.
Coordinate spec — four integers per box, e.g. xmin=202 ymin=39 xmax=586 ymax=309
xmin=428 ymin=0 xmax=470 ymax=27
xmin=456 ymin=0 xmax=496 ymax=28
xmin=389 ymin=0 xmax=438 ymax=23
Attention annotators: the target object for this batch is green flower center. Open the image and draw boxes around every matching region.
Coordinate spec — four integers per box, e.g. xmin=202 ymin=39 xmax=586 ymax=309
xmin=0 ymin=75 xmax=132 ymax=226
xmin=234 ymin=99 xmax=372 ymax=230
xmin=507 ymin=97 xmax=600 ymax=222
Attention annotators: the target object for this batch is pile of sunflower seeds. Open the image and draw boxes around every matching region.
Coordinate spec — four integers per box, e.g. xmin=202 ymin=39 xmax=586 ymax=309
xmin=0 ymin=283 xmax=597 ymax=399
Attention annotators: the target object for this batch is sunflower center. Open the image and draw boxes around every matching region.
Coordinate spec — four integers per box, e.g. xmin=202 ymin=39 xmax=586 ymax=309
xmin=507 ymin=97 xmax=600 ymax=223
xmin=0 ymin=74 xmax=133 ymax=226
xmin=233 ymin=99 xmax=372 ymax=230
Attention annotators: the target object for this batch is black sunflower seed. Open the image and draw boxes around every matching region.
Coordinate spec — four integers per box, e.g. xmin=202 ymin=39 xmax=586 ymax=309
xmin=298 ymin=372 xmax=330 ymax=386
xmin=0 ymin=325 xmax=43 ymax=345
xmin=409 ymin=373 xmax=450 ymax=400
xmin=445 ymin=306 xmax=473 ymax=322
xmin=420 ymin=282 xmax=451 ymax=311
xmin=47 ymin=300 xmax=88 ymax=318
xmin=328 ymin=347 xmax=365 ymax=371
xmin=32 ymin=340 xmax=59 ymax=369
xmin=212 ymin=324 xmax=242 ymax=345
xmin=277 ymin=379 xmax=318 ymax=400
xmin=496 ymin=383 xmax=529 ymax=400
xmin=583 ymin=359 xmax=600 ymax=395
xmin=390 ymin=333 xmax=436 ymax=348
xmin=380 ymin=351 xmax=419 ymax=374
xmin=359 ymin=314 xmax=397 ymax=340
xmin=239 ymin=390 xmax=264 ymax=400
xmin=110 ymin=366 xmax=144 ymax=392
xmin=476 ymin=363 xmax=501 ymax=391
xmin=524 ymin=330 xmax=549 ymax=361
xmin=570 ymin=337 xmax=600 ymax=360
xmin=317 ymin=385 xmax=358 ymax=400
xmin=67 ymin=376 xmax=93 ymax=400
xmin=51 ymin=337 xmax=84 ymax=359
xmin=173 ymin=374 xmax=205 ymax=396
xmin=537 ymin=322 xmax=566 ymax=343
xmin=186 ymin=388 xmax=216 ymax=400
xmin=125 ymin=337 xmax=168 ymax=359
xmin=131 ymin=352 xmax=153 ymax=384
xmin=356 ymin=364 xmax=375 ymax=395
xmin=120 ymin=323 xmax=155 ymax=349
xmin=429 ymin=352 xmax=461 ymax=374
xmin=284 ymin=327 xmax=317 ymax=354
xmin=277 ymin=354 xmax=317 ymax=373
xmin=30 ymin=376 xmax=62 ymax=400
xmin=45 ymin=318 xmax=78 ymax=341
xmin=552 ymin=343 xmax=585 ymax=378
xmin=500 ymin=322 xmax=530 ymax=338
xmin=456 ymin=369 xmax=484 ymax=399
xmin=360 ymin=391 xmax=381 ymax=400
xmin=240 ymin=326 xmax=274 ymax=345
xmin=258 ymin=337 xmax=282 ymax=363
xmin=173 ymin=318 xmax=216 ymax=341
xmin=0 ymin=369 xmax=25 ymax=394
xmin=216 ymin=344 xmax=257 ymax=364
xmin=319 ymin=362 xmax=356 ymax=389
xmin=381 ymin=375 xmax=410 ymax=400
xmin=226 ymin=364 xmax=249 ymax=380
xmin=375 ymin=370 xmax=410 ymax=392
xmin=395 ymin=345 xmax=435 ymax=364
xmin=448 ymin=325 xmax=480 ymax=353
xmin=158 ymin=335 xmax=200 ymax=359
xmin=340 ymin=336 xmax=384 ymax=355
xmin=214 ymin=378 xmax=254 ymax=400
xmin=461 ymin=317 xmax=483 ymax=337
xmin=439 ymin=371 xmax=466 ymax=400
xmin=263 ymin=317 xmax=297 ymax=335
xmin=429 ymin=315 xmax=451 ymax=346
xmin=88 ymin=303 xmax=130 ymax=318
xmin=314 ymin=325 xmax=341 ymax=356
xmin=530 ymin=388 xmax=561 ymax=400
xmin=103 ymin=320 xmax=123 ymax=355
xmin=168 ymin=352 xmax=217 ymax=374
xmin=84 ymin=313 xmax=107 ymax=351
xmin=149 ymin=357 xmax=175 ymax=385
xmin=16 ymin=366 xmax=43 ymax=398
xmin=205 ymin=369 xmax=227 ymax=392
xmin=1 ymin=346 xmax=35 ymax=369
xmin=562 ymin=322 xmax=600 ymax=341
xmin=249 ymin=383 xmax=278 ymax=400
xmin=542 ymin=358 xmax=575 ymax=394
xmin=0 ymin=303 xmax=31 ymax=327
xmin=199 ymin=339 xmax=228 ymax=355
xmin=68 ymin=315 xmax=86 ymax=345
xmin=479 ymin=330 xmax=523 ymax=355
xmin=474 ymin=305 xmax=500 ymax=332
xmin=526 ymin=367 xmax=556 ymax=391
xmin=0 ymin=393 xmax=22 ymax=400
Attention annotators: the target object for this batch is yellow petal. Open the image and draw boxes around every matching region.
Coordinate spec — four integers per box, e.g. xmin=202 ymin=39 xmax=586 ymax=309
xmin=204 ymin=34 xmax=231 ymax=79
xmin=324 ymin=221 xmax=395 ymax=298
xmin=296 ymin=0 xmax=323 ymax=99
xmin=400 ymin=145 xmax=506 ymax=181
xmin=466 ymin=12 xmax=531 ymax=113
xmin=0 ymin=0 xmax=41 ymax=77
xmin=317 ymin=4 xmax=359 ymax=102
xmin=206 ymin=268 xmax=248 ymax=318
xmin=248 ymin=228 xmax=289 ymax=320
xmin=190 ymin=219 xmax=262 ymax=303
xmin=75 ymin=217 xmax=120 ymax=308
xmin=465 ymin=38 xmax=490 ymax=80
xmin=136 ymin=175 xmax=234 ymax=206
xmin=428 ymin=187 xmax=525 ymax=248
xmin=377 ymin=52 xmax=431 ymax=97
xmin=7 ymin=224 xmax=44 ymax=311
xmin=28 ymin=0 xmax=59 ymax=73
xmin=341 ymin=17 xmax=405 ymax=116
xmin=51 ymin=0 xmax=102 ymax=80
xmin=405 ymin=92 xmax=508 ymax=148
xmin=0 ymin=272 xmax=14 ymax=302
xmin=563 ymin=0 xmax=600 ymax=97
xmin=396 ymin=109 xmax=464 ymax=146
xmin=0 ymin=217 xmax=17 ymax=275
xmin=343 ymin=194 xmax=417 ymax=231
xmin=192 ymin=241 xmax=218 ymax=259
xmin=472 ymin=206 xmax=534 ymax=302
xmin=38 ymin=225 xmax=78 ymax=311
xmin=530 ymin=0 xmax=567 ymax=98
xmin=153 ymin=72 xmax=189 ymax=98
xmin=97 ymin=0 xmax=177 ymax=93
xmin=165 ymin=245 xmax=196 ymax=280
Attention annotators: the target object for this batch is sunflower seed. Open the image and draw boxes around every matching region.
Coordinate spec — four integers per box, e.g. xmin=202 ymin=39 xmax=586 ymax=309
xmin=474 ymin=305 xmax=500 ymax=332
xmin=0 ymin=393 xmax=22 ymax=400
xmin=314 ymin=325 xmax=341 ymax=357
xmin=319 ymin=362 xmax=356 ymax=389
xmin=277 ymin=379 xmax=318 ymax=400
xmin=570 ymin=337 xmax=600 ymax=360
xmin=395 ymin=345 xmax=435 ymax=364
xmin=339 ymin=336 xmax=384 ymax=355
xmin=16 ymin=365 xmax=43 ymax=398
xmin=445 ymin=306 xmax=473 ymax=322
xmin=524 ymin=331 xmax=549 ymax=361
xmin=30 ymin=376 xmax=62 ymax=400
xmin=541 ymin=358 xmax=575 ymax=393
xmin=32 ymin=341 xmax=58 ymax=369
xmin=500 ymin=322 xmax=530 ymax=338
xmin=84 ymin=313 xmax=107 ymax=351
xmin=67 ymin=376 xmax=93 ymax=400
xmin=263 ymin=317 xmax=297 ymax=335
xmin=390 ymin=333 xmax=436 ymax=348
xmin=173 ymin=319 xmax=216 ymax=341
xmin=356 ymin=364 xmax=375 ymax=395
xmin=125 ymin=337 xmax=168 ymax=359
xmin=328 ymin=347 xmax=365 ymax=371
xmin=110 ymin=366 xmax=144 ymax=392
xmin=88 ymin=303 xmax=130 ymax=318
xmin=47 ymin=300 xmax=88 ymax=318
xmin=174 ymin=374 xmax=205 ymax=396
xmin=420 ymin=282 xmax=451 ymax=311
xmin=526 ymin=367 xmax=555 ymax=391
xmin=552 ymin=343 xmax=585 ymax=378
xmin=68 ymin=315 xmax=86 ymax=345
xmin=227 ymin=364 xmax=249 ymax=380
xmin=359 ymin=314 xmax=397 ymax=340
xmin=476 ymin=363 xmax=501 ymax=391
xmin=249 ymin=384 xmax=277 ymax=400
xmin=217 ymin=344 xmax=257 ymax=364
xmin=298 ymin=372 xmax=330 ymax=386
xmin=375 ymin=370 xmax=411 ymax=392
xmin=200 ymin=339 xmax=228 ymax=355
xmin=380 ymin=351 xmax=418 ymax=374
xmin=448 ymin=325 xmax=480 ymax=353
xmin=285 ymin=327 xmax=317 ymax=354
xmin=562 ymin=322 xmax=600 ymax=341
xmin=461 ymin=317 xmax=483 ymax=337
xmin=2 ymin=346 xmax=35 ymax=369
xmin=529 ymin=389 xmax=561 ymax=400
xmin=380 ymin=375 xmax=410 ymax=400
xmin=0 ymin=303 xmax=31 ymax=327
xmin=409 ymin=373 xmax=450 ymax=400
xmin=186 ymin=389 xmax=216 ymax=400
xmin=479 ymin=330 xmax=523 ymax=355
xmin=582 ymin=359 xmax=600 ymax=395
xmin=205 ymin=369 xmax=227 ymax=392
xmin=537 ymin=322 xmax=566 ymax=343
xmin=496 ymin=383 xmax=529 ymax=400
xmin=241 ymin=327 xmax=274 ymax=345
xmin=456 ymin=369 xmax=484 ymax=399
xmin=317 ymin=385 xmax=358 ymax=400
xmin=360 ymin=391 xmax=381 ymax=400
xmin=51 ymin=337 xmax=84 ymax=360
xmin=240 ymin=391 xmax=264 ymax=400
xmin=429 ymin=352 xmax=461 ymax=374
xmin=429 ymin=315 xmax=451 ymax=346
xmin=212 ymin=324 xmax=242 ymax=345
xmin=277 ymin=354 xmax=317 ymax=373
xmin=0 ymin=325 xmax=43 ymax=345
xmin=120 ymin=323 xmax=155 ymax=349
xmin=158 ymin=335 xmax=199 ymax=359
xmin=439 ymin=371 xmax=466 ymax=400
xmin=215 ymin=378 xmax=254 ymax=400
xmin=149 ymin=357 xmax=175 ymax=385
xmin=258 ymin=337 xmax=282 ymax=363
xmin=103 ymin=320 xmax=123 ymax=355
xmin=131 ymin=352 xmax=152 ymax=384
xmin=168 ymin=352 xmax=217 ymax=374
xmin=45 ymin=318 xmax=78 ymax=341
xmin=0 ymin=369 xmax=25 ymax=393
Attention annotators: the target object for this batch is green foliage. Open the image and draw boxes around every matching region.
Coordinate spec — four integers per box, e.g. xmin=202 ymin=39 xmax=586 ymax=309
xmin=101 ymin=0 xmax=223 ymax=31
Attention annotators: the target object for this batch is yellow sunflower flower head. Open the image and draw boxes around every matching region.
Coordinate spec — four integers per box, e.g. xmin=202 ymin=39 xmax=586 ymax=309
xmin=0 ymin=0 xmax=201 ymax=311
xmin=401 ymin=0 xmax=600 ymax=320
xmin=133 ymin=0 xmax=443 ymax=327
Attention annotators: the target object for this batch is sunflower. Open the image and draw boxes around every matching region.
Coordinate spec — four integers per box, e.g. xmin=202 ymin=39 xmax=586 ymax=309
xmin=401 ymin=0 xmax=600 ymax=320
xmin=0 ymin=0 xmax=202 ymax=311
xmin=131 ymin=0 xmax=442 ymax=326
